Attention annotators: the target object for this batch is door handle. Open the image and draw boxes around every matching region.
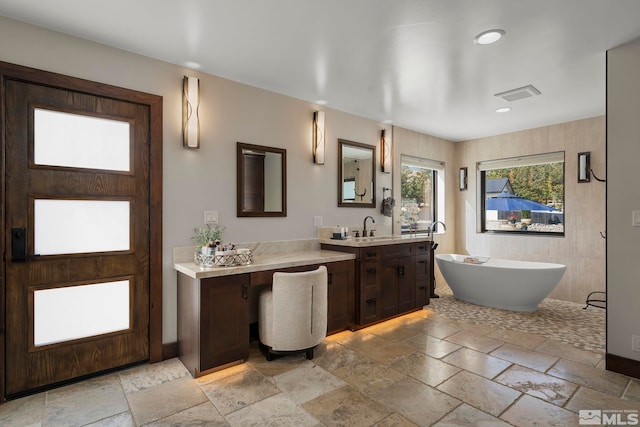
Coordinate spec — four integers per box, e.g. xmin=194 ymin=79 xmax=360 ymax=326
xmin=11 ymin=227 xmax=40 ymax=262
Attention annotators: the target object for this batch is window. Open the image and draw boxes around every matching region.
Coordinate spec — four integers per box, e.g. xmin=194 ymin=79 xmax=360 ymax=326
xmin=400 ymin=155 xmax=445 ymax=234
xmin=479 ymin=151 xmax=565 ymax=235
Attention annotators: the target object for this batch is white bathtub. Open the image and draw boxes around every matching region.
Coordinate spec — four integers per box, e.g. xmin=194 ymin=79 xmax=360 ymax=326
xmin=435 ymin=254 xmax=566 ymax=312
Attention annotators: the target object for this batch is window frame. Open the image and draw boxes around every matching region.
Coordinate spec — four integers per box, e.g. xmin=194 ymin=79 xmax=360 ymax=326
xmin=399 ymin=155 xmax=445 ymax=235
xmin=478 ymin=151 xmax=565 ymax=237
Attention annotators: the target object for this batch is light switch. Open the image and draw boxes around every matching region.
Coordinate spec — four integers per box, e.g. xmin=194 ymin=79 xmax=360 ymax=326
xmin=204 ymin=211 xmax=218 ymax=225
xmin=633 ymin=210 xmax=640 ymax=227
xmin=314 ymin=216 xmax=323 ymax=227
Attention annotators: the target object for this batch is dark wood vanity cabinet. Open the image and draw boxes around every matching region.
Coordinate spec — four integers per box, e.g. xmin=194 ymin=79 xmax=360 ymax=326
xmin=415 ymin=242 xmax=432 ymax=307
xmin=178 ymin=273 xmax=250 ymax=377
xmin=326 ymin=260 xmax=356 ymax=333
xmin=380 ymin=245 xmax=416 ymax=318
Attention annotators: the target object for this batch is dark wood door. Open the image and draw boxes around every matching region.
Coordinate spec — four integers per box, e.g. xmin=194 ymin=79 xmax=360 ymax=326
xmin=358 ymin=260 xmax=380 ymax=324
xmin=326 ymin=260 xmax=355 ymax=333
xmin=380 ymin=257 xmax=399 ymax=319
xmin=4 ymin=79 xmax=151 ymax=396
xmin=397 ymin=256 xmax=416 ymax=313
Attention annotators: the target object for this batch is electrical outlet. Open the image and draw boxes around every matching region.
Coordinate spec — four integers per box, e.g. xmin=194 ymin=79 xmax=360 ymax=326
xmin=632 ymin=335 xmax=640 ymax=352
xmin=204 ymin=211 xmax=218 ymax=225
xmin=314 ymin=216 xmax=323 ymax=227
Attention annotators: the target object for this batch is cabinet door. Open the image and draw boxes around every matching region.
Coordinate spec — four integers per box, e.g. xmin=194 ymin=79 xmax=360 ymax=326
xmin=397 ymin=256 xmax=416 ymax=313
xmin=200 ymin=275 xmax=249 ymax=372
xmin=359 ymin=260 xmax=380 ymax=324
xmin=380 ymin=257 xmax=399 ymax=319
xmin=327 ymin=260 xmax=355 ymax=333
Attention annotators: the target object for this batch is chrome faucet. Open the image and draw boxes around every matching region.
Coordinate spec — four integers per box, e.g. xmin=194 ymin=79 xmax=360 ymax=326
xmin=363 ymin=216 xmax=375 ymax=237
xmin=429 ymin=220 xmax=446 ymax=236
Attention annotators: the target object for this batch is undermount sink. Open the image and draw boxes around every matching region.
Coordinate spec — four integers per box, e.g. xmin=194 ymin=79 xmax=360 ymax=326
xmin=355 ymin=235 xmax=394 ymax=241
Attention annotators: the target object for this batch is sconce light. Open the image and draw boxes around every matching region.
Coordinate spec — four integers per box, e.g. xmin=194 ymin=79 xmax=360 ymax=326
xmin=578 ymin=152 xmax=590 ymax=183
xmin=459 ymin=167 xmax=468 ymax=190
xmin=381 ymin=129 xmax=391 ymax=173
xmin=182 ymin=76 xmax=200 ymax=148
xmin=313 ymin=111 xmax=325 ymax=164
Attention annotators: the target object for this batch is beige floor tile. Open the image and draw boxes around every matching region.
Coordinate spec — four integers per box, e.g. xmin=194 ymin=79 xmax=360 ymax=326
xmin=495 ymin=365 xmax=578 ymax=406
xmin=362 ymin=320 xmax=424 ymax=342
xmin=488 ymin=328 xmax=548 ymax=349
xmin=445 ymin=331 xmax=504 ymax=353
xmin=312 ymin=340 xmax=364 ymax=372
xmin=433 ymin=403 xmax=512 ymax=427
xmin=339 ymin=332 xmax=416 ymax=365
xmin=272 ymin=362 xmax=346 ymax=404
xmin=491 ymin=342 xmax=559 ymax=372
xmin=419 ymin=319 xmax=461 ymax=339
xmin=198 ymin=366 xmax=279 ymax=416
xmin=535 ymin=340 xmax=603 ymax=367
xmin=500 ymin=395 xmax=578 ymax=426
xmin=247 ymin=346 xmax=308 ymax=377
xmin=442 ymin=347 xmax=512 ymax=379
xmin=437 ymin=371 xmax=520 ymax=417
xmin=84 ymin=411 xmax=135 ymax=427
xmin=119 ymin=358 xmax=190 ymax=394
xmin=44 ymin=374 xmax=129 ymax=427
xmin=442 ymin=320 xmax=496 ymax=336
xmin=0 ymin=393 xmax=45 ymax=427
xmin=227 ymin=393 xmax=320 ymax=426
xmin=391 ymin=352 xmax=461 ymax=387
xmin=126 ymin=376 xmax=207 ymax=425
xmin=548 ymin=359 xmax=630 ymax=398
xmin=332 ymin=353 xmax=408 ymax=395
xmin=143 ymin=402 xmax=225 ymax=426
xmin=195 ymin=362 xmax=253 ymax=384
xmin=374 ymin=412 xmax=420 ymax=426
xmin=404 ymin=333 xmax=461 ymax=359
xmin=565 ymin=386 xmax=640 ymax=413
xmin=625 ymin=379 xmax=640 ymax=402
xmin=372 ymin=378 xmax=461 ymax=426
xmin=304 ymin=385 xmax=392 ymax=427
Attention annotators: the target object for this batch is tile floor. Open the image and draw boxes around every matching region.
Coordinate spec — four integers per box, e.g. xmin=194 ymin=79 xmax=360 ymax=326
xmin=1 ymin=295 xmax=638 ymax=426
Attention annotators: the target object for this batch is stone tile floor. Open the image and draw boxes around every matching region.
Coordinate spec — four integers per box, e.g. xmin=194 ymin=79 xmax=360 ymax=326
xmin=1 ymin=295 xmax=637 ymax=426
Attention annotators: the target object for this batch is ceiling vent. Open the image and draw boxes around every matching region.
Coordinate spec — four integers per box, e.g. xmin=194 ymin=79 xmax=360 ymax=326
xmin=494 ymin=85 xmax=541 ymax=102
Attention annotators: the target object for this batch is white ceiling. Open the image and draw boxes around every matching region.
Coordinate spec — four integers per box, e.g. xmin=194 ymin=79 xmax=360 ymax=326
xmin=2 ymin=0 xmax=640 ymax=141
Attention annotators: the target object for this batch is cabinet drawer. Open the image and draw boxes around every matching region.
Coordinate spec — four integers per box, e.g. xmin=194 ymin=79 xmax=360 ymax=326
xmin=382 ymin=243 xmax=413 ymax=258
xmin=416 ymin=280 xmax=429 ymax=307
xmin=359 ymin=247 xmax=380 ymax=261
xmin=414 ymin=242 xmax=430 ymax=255
xmin=416 ymin=255 xmax=430 ymax=280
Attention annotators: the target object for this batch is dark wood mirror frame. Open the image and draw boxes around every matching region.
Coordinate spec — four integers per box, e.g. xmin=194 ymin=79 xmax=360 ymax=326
xmin=237 ymin=142 xmax=287 ymax=217
xmin=338 ymin=139 xmax=376 ymax=208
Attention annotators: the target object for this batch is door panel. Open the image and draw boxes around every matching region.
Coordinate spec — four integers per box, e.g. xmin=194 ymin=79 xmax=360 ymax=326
xmin=4 ymin=79 xmax=150 ymax=396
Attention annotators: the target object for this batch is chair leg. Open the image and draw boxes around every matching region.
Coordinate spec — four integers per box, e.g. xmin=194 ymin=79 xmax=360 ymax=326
xmin=306 ymin=348 xmax=314 ymax=360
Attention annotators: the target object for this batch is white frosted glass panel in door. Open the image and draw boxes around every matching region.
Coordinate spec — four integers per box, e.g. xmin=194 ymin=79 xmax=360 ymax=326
xmin=34 ymin=280 xmax=130 ymax=347
xmin=34 ymin=199 xmax=130 ymax=255
xmin=34 ymin=108 xmax=130 ymax=172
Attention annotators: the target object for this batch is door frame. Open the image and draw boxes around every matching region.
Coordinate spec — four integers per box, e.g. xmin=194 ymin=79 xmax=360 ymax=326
xmin=0 ymin=60 xmax=163 ymax=401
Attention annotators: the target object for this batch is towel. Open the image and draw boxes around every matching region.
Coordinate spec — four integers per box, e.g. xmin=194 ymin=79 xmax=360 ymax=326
xmin=381 ymin=197 xmax=395 ymax=217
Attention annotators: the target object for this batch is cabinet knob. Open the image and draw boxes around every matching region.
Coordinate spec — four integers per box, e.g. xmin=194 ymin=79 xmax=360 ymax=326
xmin=418 ymin=260 xmax=425 ymax=264
xmin=418 ymin=286 xmax=426 ymax=290
xmin=328 ymin=272 xmax=333 ymax=284
xmin=242 ymin=284 xmax=248 ymax=299
xmin=366 ymin=268 xmax=377 ymax=274
xmin=366 ymin=251 xmax=377 ymax=257
xmin=366 ymin=298 xmax=376 ymax=304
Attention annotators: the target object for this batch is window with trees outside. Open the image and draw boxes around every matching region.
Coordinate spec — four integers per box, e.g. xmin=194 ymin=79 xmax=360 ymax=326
xmin=400 ymin=155 xmax=445 ymax=234
xmin=479 ymin=151 xmax=565 ymax=235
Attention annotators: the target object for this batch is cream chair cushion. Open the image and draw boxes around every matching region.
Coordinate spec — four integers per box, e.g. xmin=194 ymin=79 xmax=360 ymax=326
xmin=259 ymin=266 xmax=328 ymax=359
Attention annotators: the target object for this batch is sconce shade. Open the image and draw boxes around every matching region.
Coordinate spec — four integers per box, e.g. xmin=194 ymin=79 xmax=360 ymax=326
xmin=459 ymin=167 xmax=468 ymax=190
xmin=381 ymin=129 xmax=391 ymax=173
xmin=578 ymin=152 xmax=590 ymax=182
xmin=182 ymin=76 xmax=200 ymax=148
xmin=313 ymin=111 xmax=325 ymax=164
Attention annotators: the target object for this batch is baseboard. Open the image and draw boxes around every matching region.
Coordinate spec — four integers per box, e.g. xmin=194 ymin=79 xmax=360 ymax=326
xmin=162 ymin=342 xmax=178 ymax=360
xmin=606 ymin=353 xmax=640 ymax=379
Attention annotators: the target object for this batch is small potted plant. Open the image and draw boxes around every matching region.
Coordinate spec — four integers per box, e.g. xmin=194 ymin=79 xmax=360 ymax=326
xmin=192 ymin=224 xmax=225 ymax=255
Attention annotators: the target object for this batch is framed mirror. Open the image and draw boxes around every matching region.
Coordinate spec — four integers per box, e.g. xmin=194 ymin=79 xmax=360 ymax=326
xmin=338 ymin=139 xmax=376 ymax=208
xmin=237 ymin=142 xmax=287 ymax=217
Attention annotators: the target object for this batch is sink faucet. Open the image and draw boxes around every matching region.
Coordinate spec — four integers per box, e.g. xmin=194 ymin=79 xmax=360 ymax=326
xmin=363 ymin=216 xmax=375 ymax=237
xmin=429 ymin=220 xmax=446 ymax=236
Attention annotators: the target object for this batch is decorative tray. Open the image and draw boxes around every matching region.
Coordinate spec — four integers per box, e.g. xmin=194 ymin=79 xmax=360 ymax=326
xmin=194 ymin=248 xmax=253 ymax=267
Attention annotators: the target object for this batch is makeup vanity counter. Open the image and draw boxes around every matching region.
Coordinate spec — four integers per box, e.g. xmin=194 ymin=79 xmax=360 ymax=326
xmin=174 ymin=242 xmax=356 ymax=377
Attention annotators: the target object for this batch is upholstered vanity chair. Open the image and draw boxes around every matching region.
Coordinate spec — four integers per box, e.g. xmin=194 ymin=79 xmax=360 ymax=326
xmin=258 ymin=266 xmax=328 ymax=361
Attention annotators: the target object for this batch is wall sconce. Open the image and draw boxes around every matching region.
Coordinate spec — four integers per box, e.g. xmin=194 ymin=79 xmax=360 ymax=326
xmin=182 ymin=76 xmax=200 ymax=148
xmin=381 ymin=129 xmax=391 ymax=173
xmin=459 ymin=167 xmax=468 ymax=190
xmin=578 ymin=152 xmax=590 ymax=183
xmin=313 ymin=111 xmax=325 ymax=164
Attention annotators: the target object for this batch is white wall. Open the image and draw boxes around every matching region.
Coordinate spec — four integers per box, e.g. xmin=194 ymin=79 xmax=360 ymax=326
xmin=0 ymin=16 xmax=392 ymax=343
xmin=607 ymin=38 xmax=640 ymax=362
xmin=455 ymin=117 xmax=606 ymax=304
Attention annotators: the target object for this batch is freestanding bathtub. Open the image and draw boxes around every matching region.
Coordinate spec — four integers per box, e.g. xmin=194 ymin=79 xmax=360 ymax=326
xmin=435 ymin=254 xmax=566 ymax=312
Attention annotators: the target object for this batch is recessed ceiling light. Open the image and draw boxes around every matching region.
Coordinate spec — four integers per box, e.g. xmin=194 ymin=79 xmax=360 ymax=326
xmin=315 ymin=100 xmax=328 ymax=105
xmin=383 ymin=119 xmax=393 ymax=124
xmin=496 ymin=107 xmax=511 ymax=113
xmin=474 ymin=29 xmax=505 ymax=45
xmin=185 ymin=61 xmax=202 ymax=69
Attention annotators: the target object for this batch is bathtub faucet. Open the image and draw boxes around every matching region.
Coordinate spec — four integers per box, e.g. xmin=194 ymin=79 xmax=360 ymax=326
xmin=429 ymin=221 xmax=446 ymax=236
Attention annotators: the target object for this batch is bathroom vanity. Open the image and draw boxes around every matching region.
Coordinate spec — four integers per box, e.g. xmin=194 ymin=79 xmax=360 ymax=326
xmin=320 ymin=235 xmax=433 ymax=327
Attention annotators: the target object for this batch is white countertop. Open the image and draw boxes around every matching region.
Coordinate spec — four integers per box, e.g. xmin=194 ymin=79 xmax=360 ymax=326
xmin=174 ymin=249 xmax=355 ymax=279
xmin=319 ymin=233 xmax=432 ymax=247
